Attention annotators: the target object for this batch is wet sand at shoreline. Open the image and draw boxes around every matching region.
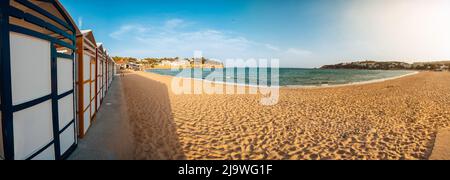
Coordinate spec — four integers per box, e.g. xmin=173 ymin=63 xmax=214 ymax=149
xmin=121 ymin=71 xmax=450 ymax=160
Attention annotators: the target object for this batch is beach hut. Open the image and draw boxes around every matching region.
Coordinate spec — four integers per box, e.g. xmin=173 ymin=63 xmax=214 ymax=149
xmin=103 ymin=50 xmax=109 ymax=97
xmin=0 ymin=0 xmax=78 ymax=160
xmin=114 ymin=61 xmax=119 ymax=75
xmin=96 ymin=43 xmax=105 ymax=111
xmin=107 ymin=56 xmax=114 ymax=89
xmin=76 ymin=30 xmax=98 ymax=138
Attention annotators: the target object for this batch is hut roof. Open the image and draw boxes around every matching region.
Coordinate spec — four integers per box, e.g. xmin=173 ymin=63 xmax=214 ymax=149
xmin=80 ymin=29 xmax=97 ymax=48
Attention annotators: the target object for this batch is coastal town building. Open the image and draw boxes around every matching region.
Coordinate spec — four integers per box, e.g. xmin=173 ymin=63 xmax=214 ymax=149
xmin=126 ymin=62 xmax=143 ymax=71
xmin=160 ymin=60 xmax=190 ymax=67
xmin=160 ymin=60 xmax=172 ymax=67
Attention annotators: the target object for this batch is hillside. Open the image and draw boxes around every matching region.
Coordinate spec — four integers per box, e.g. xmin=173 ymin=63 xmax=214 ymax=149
xmin=321 ymin=61 xmax=450 ymax=71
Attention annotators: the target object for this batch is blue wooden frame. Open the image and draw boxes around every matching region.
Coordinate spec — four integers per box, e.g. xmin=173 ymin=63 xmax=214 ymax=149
xmin=8 ymin=6 xmax=74 ymax=41
xmin=15 ymin=0 xmax=75 ymax=32
xmin=0 ymin=0 xmax=77 ymax=160
xmin=1 ymin=0 xmax=15 ymax=160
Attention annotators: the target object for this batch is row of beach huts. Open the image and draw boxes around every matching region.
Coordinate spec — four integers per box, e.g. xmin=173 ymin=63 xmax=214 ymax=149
xmin=1 ymin=0 xmax=117 ymax=160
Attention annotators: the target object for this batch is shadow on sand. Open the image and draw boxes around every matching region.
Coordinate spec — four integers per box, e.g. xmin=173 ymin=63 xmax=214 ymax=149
xmin=122 ymin=73 xmax=186 ymax=160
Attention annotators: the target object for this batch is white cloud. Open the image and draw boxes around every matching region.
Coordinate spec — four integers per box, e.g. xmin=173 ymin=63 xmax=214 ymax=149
xmin=286 ymin=48 xmax=312 ymax=56
xmin=164 ymin=18 xmax=185 ymax=29
xmin=110 ymin=19 xmax=253 ymax=57
xmin=77 ymin=17 xmax=83 ymax=29
xmin=109 ymin=24 xmax=152 ymax=40
xmin=265 ymin=44 xmax=280 ymax=51
xmin=123 ymin=28 xmax=253 ymax=58
xmin=109 ymin=19 xmax=312 ymax=66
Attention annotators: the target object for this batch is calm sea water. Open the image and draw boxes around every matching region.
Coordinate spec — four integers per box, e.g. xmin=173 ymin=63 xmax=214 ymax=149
xmin=146 ymin=68 xmax=415 ymax=86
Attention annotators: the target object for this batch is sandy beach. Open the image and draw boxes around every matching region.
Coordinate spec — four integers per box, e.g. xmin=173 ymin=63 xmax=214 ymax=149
xmin=121 ymin=71 xmax=450 ymax=160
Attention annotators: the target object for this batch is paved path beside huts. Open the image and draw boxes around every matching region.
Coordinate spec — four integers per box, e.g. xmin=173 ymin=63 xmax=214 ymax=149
xmin=69 ymin=76 xmax=135 ymax=160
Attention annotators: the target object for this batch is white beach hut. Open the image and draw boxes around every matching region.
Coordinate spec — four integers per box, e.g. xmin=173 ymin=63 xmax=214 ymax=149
xmin=113 ymin=61 xmax=117 ymax=77
xmin=107 ymin=56 xmax=114 ymax=89
xmin=96 ymin=43 xmax=105 ymax=111
xmin=103 ymin=50 xmax=109 ymax=97
xmin=0 ymin=0 xmax=78 ymax=160
xmin=76 ymin=30 xmax=98 ymax=138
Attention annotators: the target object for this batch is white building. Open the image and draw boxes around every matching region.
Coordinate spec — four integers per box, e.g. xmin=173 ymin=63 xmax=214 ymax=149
xmin=160 ymin=60 xmax=190 ymax=67
xmin=170 ymin=60 xmax=190 ymax=67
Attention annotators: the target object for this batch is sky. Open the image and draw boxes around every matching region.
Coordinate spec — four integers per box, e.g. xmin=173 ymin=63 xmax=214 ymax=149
xmin=60 ymin=0 xmax=450 ymax=68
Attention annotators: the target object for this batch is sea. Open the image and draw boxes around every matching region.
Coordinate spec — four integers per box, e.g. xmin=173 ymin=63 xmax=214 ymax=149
xmin=146 ymin=68 xmax=416 ymax=87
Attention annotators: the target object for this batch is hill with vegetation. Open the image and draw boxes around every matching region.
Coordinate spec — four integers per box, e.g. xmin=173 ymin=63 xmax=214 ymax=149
xmin=321 ymin=61 xmax=450 ymax=71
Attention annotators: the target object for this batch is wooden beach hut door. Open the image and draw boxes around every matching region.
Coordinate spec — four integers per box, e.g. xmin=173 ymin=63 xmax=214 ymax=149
xmin=90 ymin=57 xmax=96 ymax=119
xmin=103 ymin=57 xmax=107 ymax=97
xmin=0 ymin=0 xmax=77 ymax=160
xmin=95 ymin=46 xmax=104 ymax=111
xmin=80 ymin=53 xmax=93 ymax=136
xmin=108 ymin=60 xmax=112 ymax=88
xmin=76 ymin=30 xmax=97 ymax=138
xmin=97 ymin=57 xmax=103 ymax=110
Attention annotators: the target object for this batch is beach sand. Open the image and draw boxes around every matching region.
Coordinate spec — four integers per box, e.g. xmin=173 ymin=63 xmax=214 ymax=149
xmin=121 ymin=71 xmax=450 ymax=160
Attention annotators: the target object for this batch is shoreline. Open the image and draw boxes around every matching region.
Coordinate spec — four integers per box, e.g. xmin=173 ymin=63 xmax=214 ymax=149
xmin=142 ymin=70 xmax=420 ymax=89
xmin=285 ymin=71 xmax=419 ymax=89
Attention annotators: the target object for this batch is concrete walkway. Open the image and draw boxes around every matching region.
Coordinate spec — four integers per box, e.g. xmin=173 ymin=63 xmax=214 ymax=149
xmin=430 ymin=128 xmax=450 ymax=160
xmin=69 ymin=76 xmax=135 ymax=160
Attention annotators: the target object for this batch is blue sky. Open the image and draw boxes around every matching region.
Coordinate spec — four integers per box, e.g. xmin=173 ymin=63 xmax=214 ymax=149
xmin=60 ymin=0 xmax=450 ymax=68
